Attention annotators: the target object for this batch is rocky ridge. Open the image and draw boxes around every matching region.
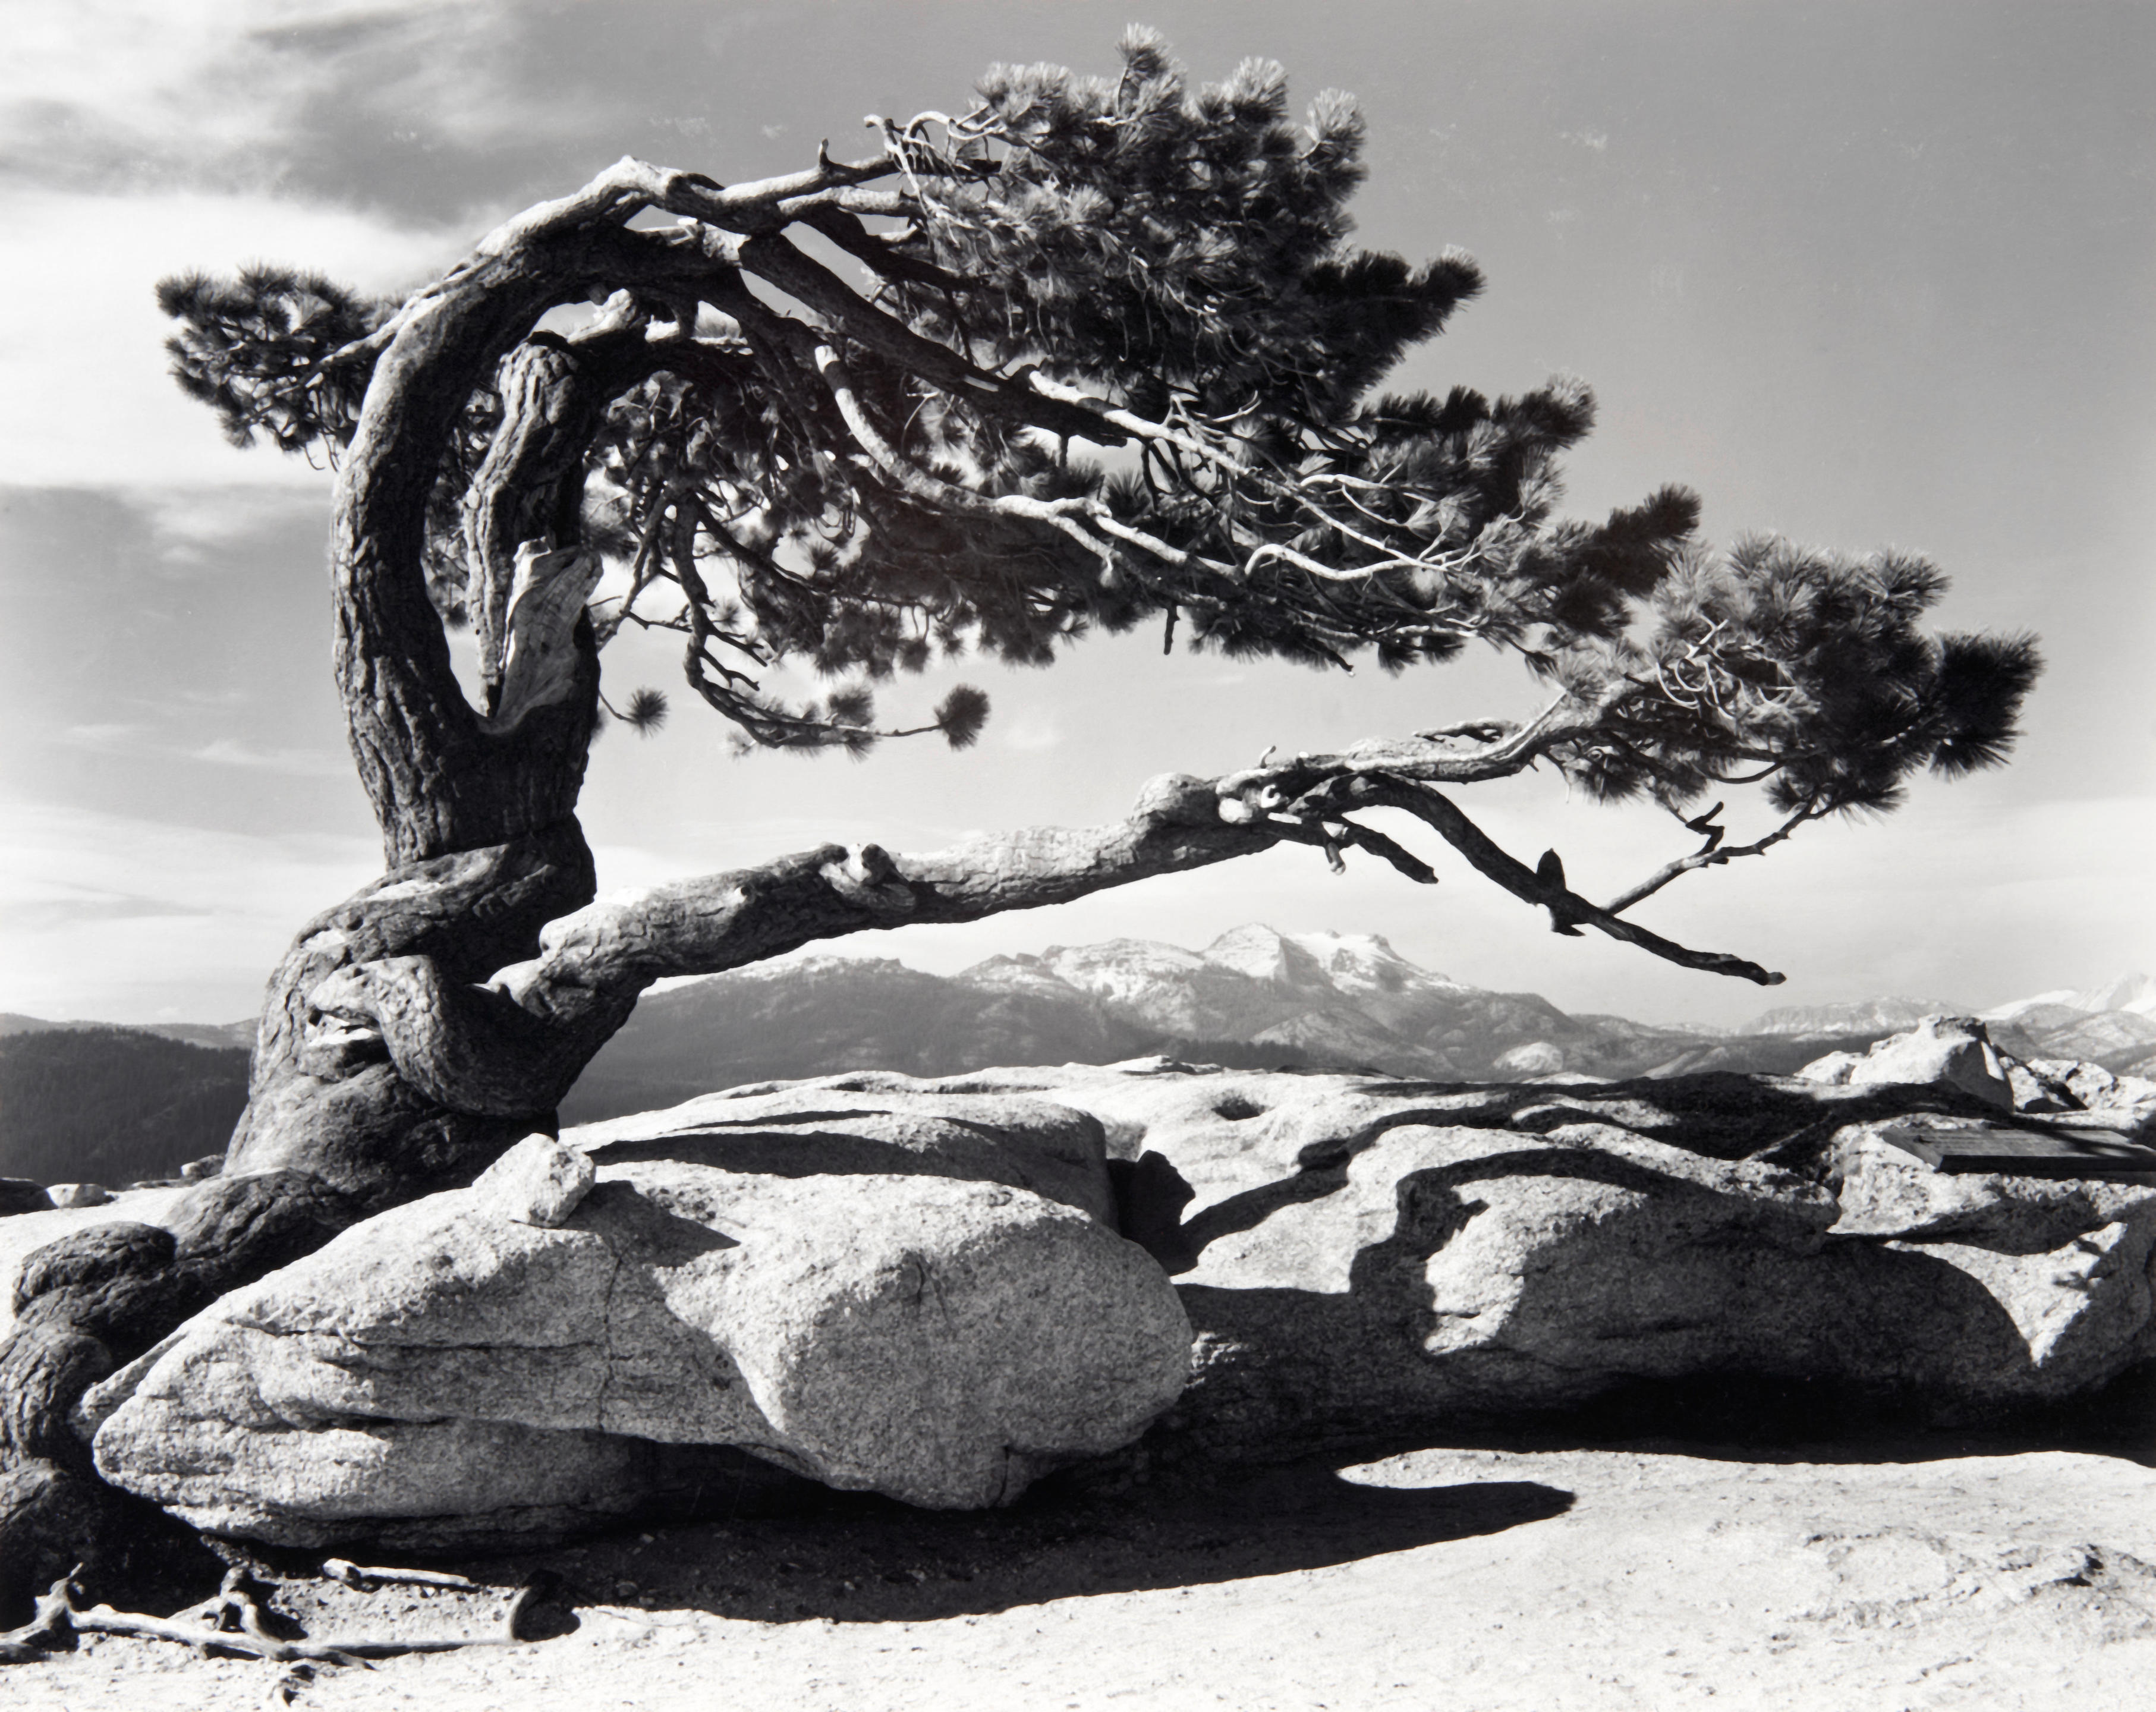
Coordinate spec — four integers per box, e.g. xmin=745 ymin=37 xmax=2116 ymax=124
xmin=39 ymin=1015 xmax=2156 ymax=1553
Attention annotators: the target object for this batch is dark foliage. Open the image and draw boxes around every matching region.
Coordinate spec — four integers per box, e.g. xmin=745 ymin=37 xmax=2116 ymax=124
xmin=158 ymin=268 xmax=388 ymax=457
xmin=1544 ymin=539 xmax=2044 ymax=821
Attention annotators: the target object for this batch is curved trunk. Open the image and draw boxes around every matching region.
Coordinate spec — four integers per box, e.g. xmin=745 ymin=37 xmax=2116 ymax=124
xmin=2 ymin=224 xmax=649 ymax=1609
xmin=1 ymin=154 xmax=1802 ymax=1616
xmin=227 ymin=819 xmax=599 ymax=1200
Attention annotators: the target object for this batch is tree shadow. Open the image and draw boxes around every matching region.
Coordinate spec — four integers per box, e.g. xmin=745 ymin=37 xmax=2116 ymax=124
xmin=1104 ymin=1071 xmax=2028 ymax=1278
xmin=1099 ymin=1075 xmax=2156 ymax=1477
xmin=480 ymin=1459 xmax=1573 ymax=1629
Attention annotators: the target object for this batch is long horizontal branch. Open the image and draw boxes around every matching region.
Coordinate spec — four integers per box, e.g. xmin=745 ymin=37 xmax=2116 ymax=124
xmin=309 ymin=725 xmax=1786 ymax=1115
xmin=496 ymin=750 xmax=1783 ymax=1005
xmin=501 ymin=771 xmax=1280 ymax=1009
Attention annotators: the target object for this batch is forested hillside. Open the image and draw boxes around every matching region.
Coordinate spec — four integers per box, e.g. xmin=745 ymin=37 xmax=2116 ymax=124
xmin=0 ymin=1028 xmax=248 ymax=1185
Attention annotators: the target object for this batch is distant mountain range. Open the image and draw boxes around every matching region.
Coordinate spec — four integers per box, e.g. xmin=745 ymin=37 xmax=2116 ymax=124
xmin=557 ymin=926 xmax=2156 ymax=1123
xmin=0 ymin=1013 xmax=256 ymax=1052
xmin=7 ymin=929 xmax=2154 ymax=1181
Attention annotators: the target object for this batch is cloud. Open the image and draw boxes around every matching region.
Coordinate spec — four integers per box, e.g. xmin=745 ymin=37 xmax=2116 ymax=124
xmin=53 ymin=723 xmax=347 ymax=778
xmin=999 ymin=716 xmax=1064 ymax=754
xmin=0 ymin=893 xmax=213 ymax=929
xmin=2 ymin=1 xmax=549 ymax=196
xmin=0 ymin=185 xmax=464 ymax=488
xmin=142 ymin=486 xmax=331 ymax=568
xmin=0 ymin=798 xmax=378 ymax=1021
xmin=185 ymin=738 xmax=350 ymax=776
xmin=55 ymin=723 xmax=152 ymax=753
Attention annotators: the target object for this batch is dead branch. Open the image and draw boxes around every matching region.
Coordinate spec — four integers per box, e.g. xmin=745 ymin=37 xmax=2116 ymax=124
xmin=1600 ymin=802 xmax=1824 ymax=917
xmin=1335 ymin=776 xmax=1786 ymax=985
xmin=0 ymin=1566 xmax=549 ymax=1667
xmin=320 ymin=1560 xmax=481 ymax=1593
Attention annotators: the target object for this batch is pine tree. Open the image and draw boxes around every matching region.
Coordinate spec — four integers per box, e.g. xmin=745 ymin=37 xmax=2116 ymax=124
xmin=0 ymin=33 xmax=2036 ymax=1603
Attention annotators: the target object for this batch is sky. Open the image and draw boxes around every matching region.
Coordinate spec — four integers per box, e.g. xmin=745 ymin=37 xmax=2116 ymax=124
xmin=1 ymin=0 xmax=2151 ymax=1028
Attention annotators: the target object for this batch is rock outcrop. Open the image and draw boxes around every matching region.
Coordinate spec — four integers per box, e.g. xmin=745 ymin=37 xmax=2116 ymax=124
xmin=68 ymin=1024 xmax=2156 ymax=1551
xmin=1797 ymin=1014 xmax=2013 ymax=1109
xmin=927 ymin=1058 xmax=2155 ymax=1458
xmin=0 ymin=1180 xmax=53 ymax=1217
xmin=83 ymin=1090 xmax=1191 ymax=1547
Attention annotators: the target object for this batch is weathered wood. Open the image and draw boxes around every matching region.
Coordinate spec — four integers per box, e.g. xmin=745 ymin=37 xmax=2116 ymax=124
xmin=1873 ymin=1122 xmax=2156 ymax=1181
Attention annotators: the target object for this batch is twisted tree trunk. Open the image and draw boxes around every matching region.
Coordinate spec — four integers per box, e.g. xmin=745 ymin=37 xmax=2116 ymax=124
xmin=0 ymin=207 xmax=637 ymax=1613
xmin=0 ymin=157 xmax=1795 ymax=1619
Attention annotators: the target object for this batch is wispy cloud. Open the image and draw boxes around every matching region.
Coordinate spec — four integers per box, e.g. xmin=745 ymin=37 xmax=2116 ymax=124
xmin=999 ymin=716 xmax=1065 ymax=754
xmin=143 ymin=486 xmax=331 ymax=568
xmin=185 ymin=738 xmax=350 ymax=776
xmin=0 ymin=798 xmax=378 ymax=1021
xmin=0 ymin=890 xmax=214 ymax=930
xmin=4 ymin=1 xmax=547 ymax=197
xmin=0 ymin=185 xmax=462 ymax=489
xmin=54 ymin=724 xmax=346 ymax=777
xmin=55 ymin=723 xmax=152 ymax=753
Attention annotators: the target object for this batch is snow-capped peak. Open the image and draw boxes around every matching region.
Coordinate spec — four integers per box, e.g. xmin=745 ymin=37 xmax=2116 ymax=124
xmin=1982 ymin=974 xmax=2156 ymax=1021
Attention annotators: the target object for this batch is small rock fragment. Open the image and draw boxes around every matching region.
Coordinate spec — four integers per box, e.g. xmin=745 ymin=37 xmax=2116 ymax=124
xmin=472 ymin=1134 xmax=594 ymax=1227
xmin=46 ymin=1183 xmax=112 ymax=1210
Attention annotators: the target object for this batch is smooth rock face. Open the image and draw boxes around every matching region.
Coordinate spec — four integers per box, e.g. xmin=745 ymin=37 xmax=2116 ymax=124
xmin=87 ymin=1088 xmax=1189 ymax=1546
xmin=572 ymin=1084 xmax=1122 ymax=1227
xmin=45 ymin=1184 xmax=112 ymax=1210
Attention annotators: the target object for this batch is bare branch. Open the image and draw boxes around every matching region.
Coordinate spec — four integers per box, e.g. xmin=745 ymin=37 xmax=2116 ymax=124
xmin=1600 ymin=804 xmax=1823 ymax=916
xmin=1340 ymin=776 xmax=1786 ymax=985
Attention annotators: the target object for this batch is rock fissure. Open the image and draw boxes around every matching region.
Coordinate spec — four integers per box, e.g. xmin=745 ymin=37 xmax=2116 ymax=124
xmin=592 ymin=1248 xmax=625 ymax=1436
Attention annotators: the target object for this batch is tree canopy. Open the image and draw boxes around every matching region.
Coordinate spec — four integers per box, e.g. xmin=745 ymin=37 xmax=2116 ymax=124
xmin=160 ymin=27 xmax=2035 ymax=838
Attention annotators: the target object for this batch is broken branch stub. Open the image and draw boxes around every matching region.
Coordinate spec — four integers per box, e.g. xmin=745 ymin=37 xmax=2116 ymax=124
xmin=478 ymin=544 xmax=603 ymax=735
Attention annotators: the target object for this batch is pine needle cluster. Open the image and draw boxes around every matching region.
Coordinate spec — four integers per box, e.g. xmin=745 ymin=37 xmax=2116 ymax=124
xmin=158 ymin=268 xmax=387 ymax=457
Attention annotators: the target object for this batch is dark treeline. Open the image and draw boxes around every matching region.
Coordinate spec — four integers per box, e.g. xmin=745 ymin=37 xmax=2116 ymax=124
xmin=0 ymin=1029 xmax=248 ymax=1187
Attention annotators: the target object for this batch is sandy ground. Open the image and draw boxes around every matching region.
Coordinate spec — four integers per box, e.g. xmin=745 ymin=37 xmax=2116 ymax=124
xmin=7 ymin=1432 xmax=2154 ymax=1711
